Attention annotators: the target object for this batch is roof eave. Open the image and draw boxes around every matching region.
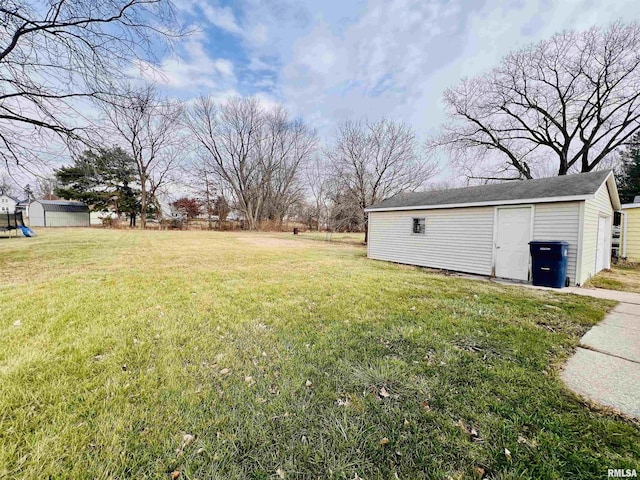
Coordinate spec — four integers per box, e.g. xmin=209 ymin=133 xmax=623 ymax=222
xmin=603 ymin=172 xmax=622 ymax=210
xmin=365 ymin=194 xmax=594 ymax=213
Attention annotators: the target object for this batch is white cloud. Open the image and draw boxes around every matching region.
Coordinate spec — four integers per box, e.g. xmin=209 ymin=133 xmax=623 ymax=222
xmin=130 ymin=38 xmax=236 ymax=93
xmin=247 ymin=56 xmax=277 ymax=72
xmin=238 ymin=0 xmax=640 ymax=142
xmin=248 ymin=23 xmax=269 ymax=45
xmin=199 ymin=3 xmax=242 ymax=35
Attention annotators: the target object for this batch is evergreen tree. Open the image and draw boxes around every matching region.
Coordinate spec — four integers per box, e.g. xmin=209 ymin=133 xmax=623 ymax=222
xmin=55 ymin=147 xmax=140 ymax=219
xmin=616 ymin=133 xmax=640 ymax=204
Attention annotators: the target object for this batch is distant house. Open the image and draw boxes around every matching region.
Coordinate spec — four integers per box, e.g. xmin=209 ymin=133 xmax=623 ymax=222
xmin=0 ymin=194 xmax=18 ymax=214
xmin=15 ymin=198 xmax=31 ymax=217
xmin=29 ymin=200 xmax=90 ymax=227
xmin=621 ymin=197 xmax=640 ymax=262
xmin=365 ymin=170 xmax=620 ymax=286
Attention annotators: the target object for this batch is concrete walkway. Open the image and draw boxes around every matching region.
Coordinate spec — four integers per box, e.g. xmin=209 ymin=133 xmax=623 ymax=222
xmin=561 ymin=299 xmax=640 ymax=419
xmin=492 ymin=279 xmax=640 ymax=417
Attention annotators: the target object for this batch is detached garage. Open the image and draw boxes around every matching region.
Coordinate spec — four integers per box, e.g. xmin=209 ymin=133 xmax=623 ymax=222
xmin=366 ymin=170 xmax=620 ymax=286
xmin=29 ymin=200 xmax=90 ymax=227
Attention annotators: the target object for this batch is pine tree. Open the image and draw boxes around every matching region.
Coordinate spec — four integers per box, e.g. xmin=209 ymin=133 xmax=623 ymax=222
xmin=54 ymin=147 xmax=140 ymax=219
xmin=616 ymin=133 xmax=640 ymax=204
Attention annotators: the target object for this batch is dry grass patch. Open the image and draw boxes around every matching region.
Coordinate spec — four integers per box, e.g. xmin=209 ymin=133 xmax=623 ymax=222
xmin=584 ymin=262 xmax=640 ymax=293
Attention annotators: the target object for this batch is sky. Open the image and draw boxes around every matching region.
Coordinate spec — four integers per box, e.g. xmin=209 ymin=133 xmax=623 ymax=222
xmin=142 ymin=0 xmax=640 ymax=149
xmin=6 ymin=0 xmax=640 ymax=195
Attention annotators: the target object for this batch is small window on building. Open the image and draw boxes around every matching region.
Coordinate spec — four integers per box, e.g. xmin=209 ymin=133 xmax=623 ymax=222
xmin=412 ymin=217 xmax=426 ymax=234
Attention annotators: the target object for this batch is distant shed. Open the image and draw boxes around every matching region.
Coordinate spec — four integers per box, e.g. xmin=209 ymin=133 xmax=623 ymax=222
xmin=365 ymin=171 xmax=620 ymax=286
xmin=29 ymin=200 xmax=90 ymax=227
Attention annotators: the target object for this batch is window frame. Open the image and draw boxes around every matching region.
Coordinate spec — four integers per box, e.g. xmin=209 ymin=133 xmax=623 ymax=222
xmin=412 ymin=217 xmax=426 ymax=235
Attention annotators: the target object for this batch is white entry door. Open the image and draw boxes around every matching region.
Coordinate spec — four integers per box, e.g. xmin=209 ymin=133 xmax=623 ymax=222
xmin=595 ymin=216 xmax=610 ymax=273
xmin=495 ymin=207 xmax=532 ymax=281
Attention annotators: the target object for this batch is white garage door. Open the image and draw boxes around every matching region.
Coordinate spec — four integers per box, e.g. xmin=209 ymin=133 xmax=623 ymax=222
xmin=495 ymin=207 xmax=532 ymax=281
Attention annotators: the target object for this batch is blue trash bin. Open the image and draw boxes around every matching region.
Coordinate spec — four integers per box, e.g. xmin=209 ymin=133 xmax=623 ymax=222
xmin=529 ymin=241 xmax=570 ymax=288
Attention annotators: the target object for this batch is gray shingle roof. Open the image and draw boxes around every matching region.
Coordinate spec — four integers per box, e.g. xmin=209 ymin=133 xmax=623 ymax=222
xmin=35 ymin=200 xmax=90 ymax=213
xmin=368 ymin=170 xmax=612 ymax=211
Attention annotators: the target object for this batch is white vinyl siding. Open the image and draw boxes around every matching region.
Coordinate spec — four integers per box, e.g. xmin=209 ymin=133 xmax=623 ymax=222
xmin=532 ymin=202 xmax=581 ymax=285
xmin=29 ymin=202 xmax=45 ymax=227
xmin=367 ymin=177 xmax=617 ymax=286
xmin=368 ymin=207 xmax=495 ymax=275
xmin=579 ymin=183 xmax=614 ymax=284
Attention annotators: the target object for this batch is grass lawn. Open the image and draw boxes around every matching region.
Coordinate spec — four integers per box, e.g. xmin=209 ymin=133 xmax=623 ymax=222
xmin=294 ymin=231 xmax=365 ymax=245
xmin=585 ymin=263 xmax=640 ymax=294
xmin=0 ymin=229 xmax=638 ymax=479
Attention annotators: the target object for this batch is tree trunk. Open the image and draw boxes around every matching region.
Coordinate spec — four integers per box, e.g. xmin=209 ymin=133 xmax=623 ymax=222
xmin=364 ymin=217 xmax=369 ymax=244
xmin=204 ymin=173 xmax=213 ymax=230
xmin=140 ymin=174 xmax=147 ymax=229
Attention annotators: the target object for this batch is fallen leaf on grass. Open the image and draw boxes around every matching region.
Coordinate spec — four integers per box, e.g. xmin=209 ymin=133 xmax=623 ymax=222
xmin=379 ymin=386 xmax=390 ymax=398
xmin=420 ymin=401 xmax=431 ymax=412
xmin=276 ymin=467 xmax=286 ymax=478
xmin=175 ymin=433 xmax=195 ymax=454
xmin=305 ymin=379 xmax=313 ymax=388
xmin=219 ymin=368 xmax=230 ymax=375
xmin=245 ymin=376 xmax=255 ymax=386
xmin=517 ymin=435 xmax=537 ymax=448
xmin=504 ymin=448 xmax=512 ymax=462
xmin=474 ymin=466 xmax=486 ymax=478
xmin=171 ymin=471 xmax=180 ymax=479
xmin=380 ymin=437 xmax=390 ymax=446
xmin=13 ymin=320 xmax=21 ymax=327
xmin=458 ymin=420 xmax=479 ymax=440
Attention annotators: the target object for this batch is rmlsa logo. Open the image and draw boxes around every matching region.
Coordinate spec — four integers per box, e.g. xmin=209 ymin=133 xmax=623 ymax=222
xmin=608 ymin=469 xmax=638 ymax=478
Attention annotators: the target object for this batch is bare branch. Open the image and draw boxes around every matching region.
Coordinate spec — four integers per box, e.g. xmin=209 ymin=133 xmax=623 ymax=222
xmin=429 ymin=21 xmax=640 ymax=179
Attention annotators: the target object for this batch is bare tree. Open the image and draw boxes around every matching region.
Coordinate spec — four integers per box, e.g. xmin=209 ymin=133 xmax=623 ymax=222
xmin=0 ymin=173 xmax=17 ymax=196
xmin=186 ymin=159 xmax=227 ymax=230
xmin=431 ymin=21 xmax=640 ymax=180
xmin=0 ymin=0 xmax=184 ymax=171
xmin=186 ymin=96 xmax=263 ymax=230
xmin=103 ymin=85 xmax=184 ymax=228
xmin=186 ymin=96 xmax=316 ymax=230
xmin=34 ymin=175 xmax=59 ymax=200
xmin=330 ymin=119 xmax=436 ymax=243
xmin=304 ymin=156 xmax=330 ymax=231
xmin=260 ymin=108 xmax=318 ymax=223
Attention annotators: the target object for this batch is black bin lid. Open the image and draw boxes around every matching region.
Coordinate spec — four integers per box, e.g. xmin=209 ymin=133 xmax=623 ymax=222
xmin=529 ymin=240 xmax=569 ymax=246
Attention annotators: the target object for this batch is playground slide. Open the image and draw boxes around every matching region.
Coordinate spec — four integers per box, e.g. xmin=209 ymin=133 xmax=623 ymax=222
xmin=19 ymin=226 xmax=36 ymax=237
